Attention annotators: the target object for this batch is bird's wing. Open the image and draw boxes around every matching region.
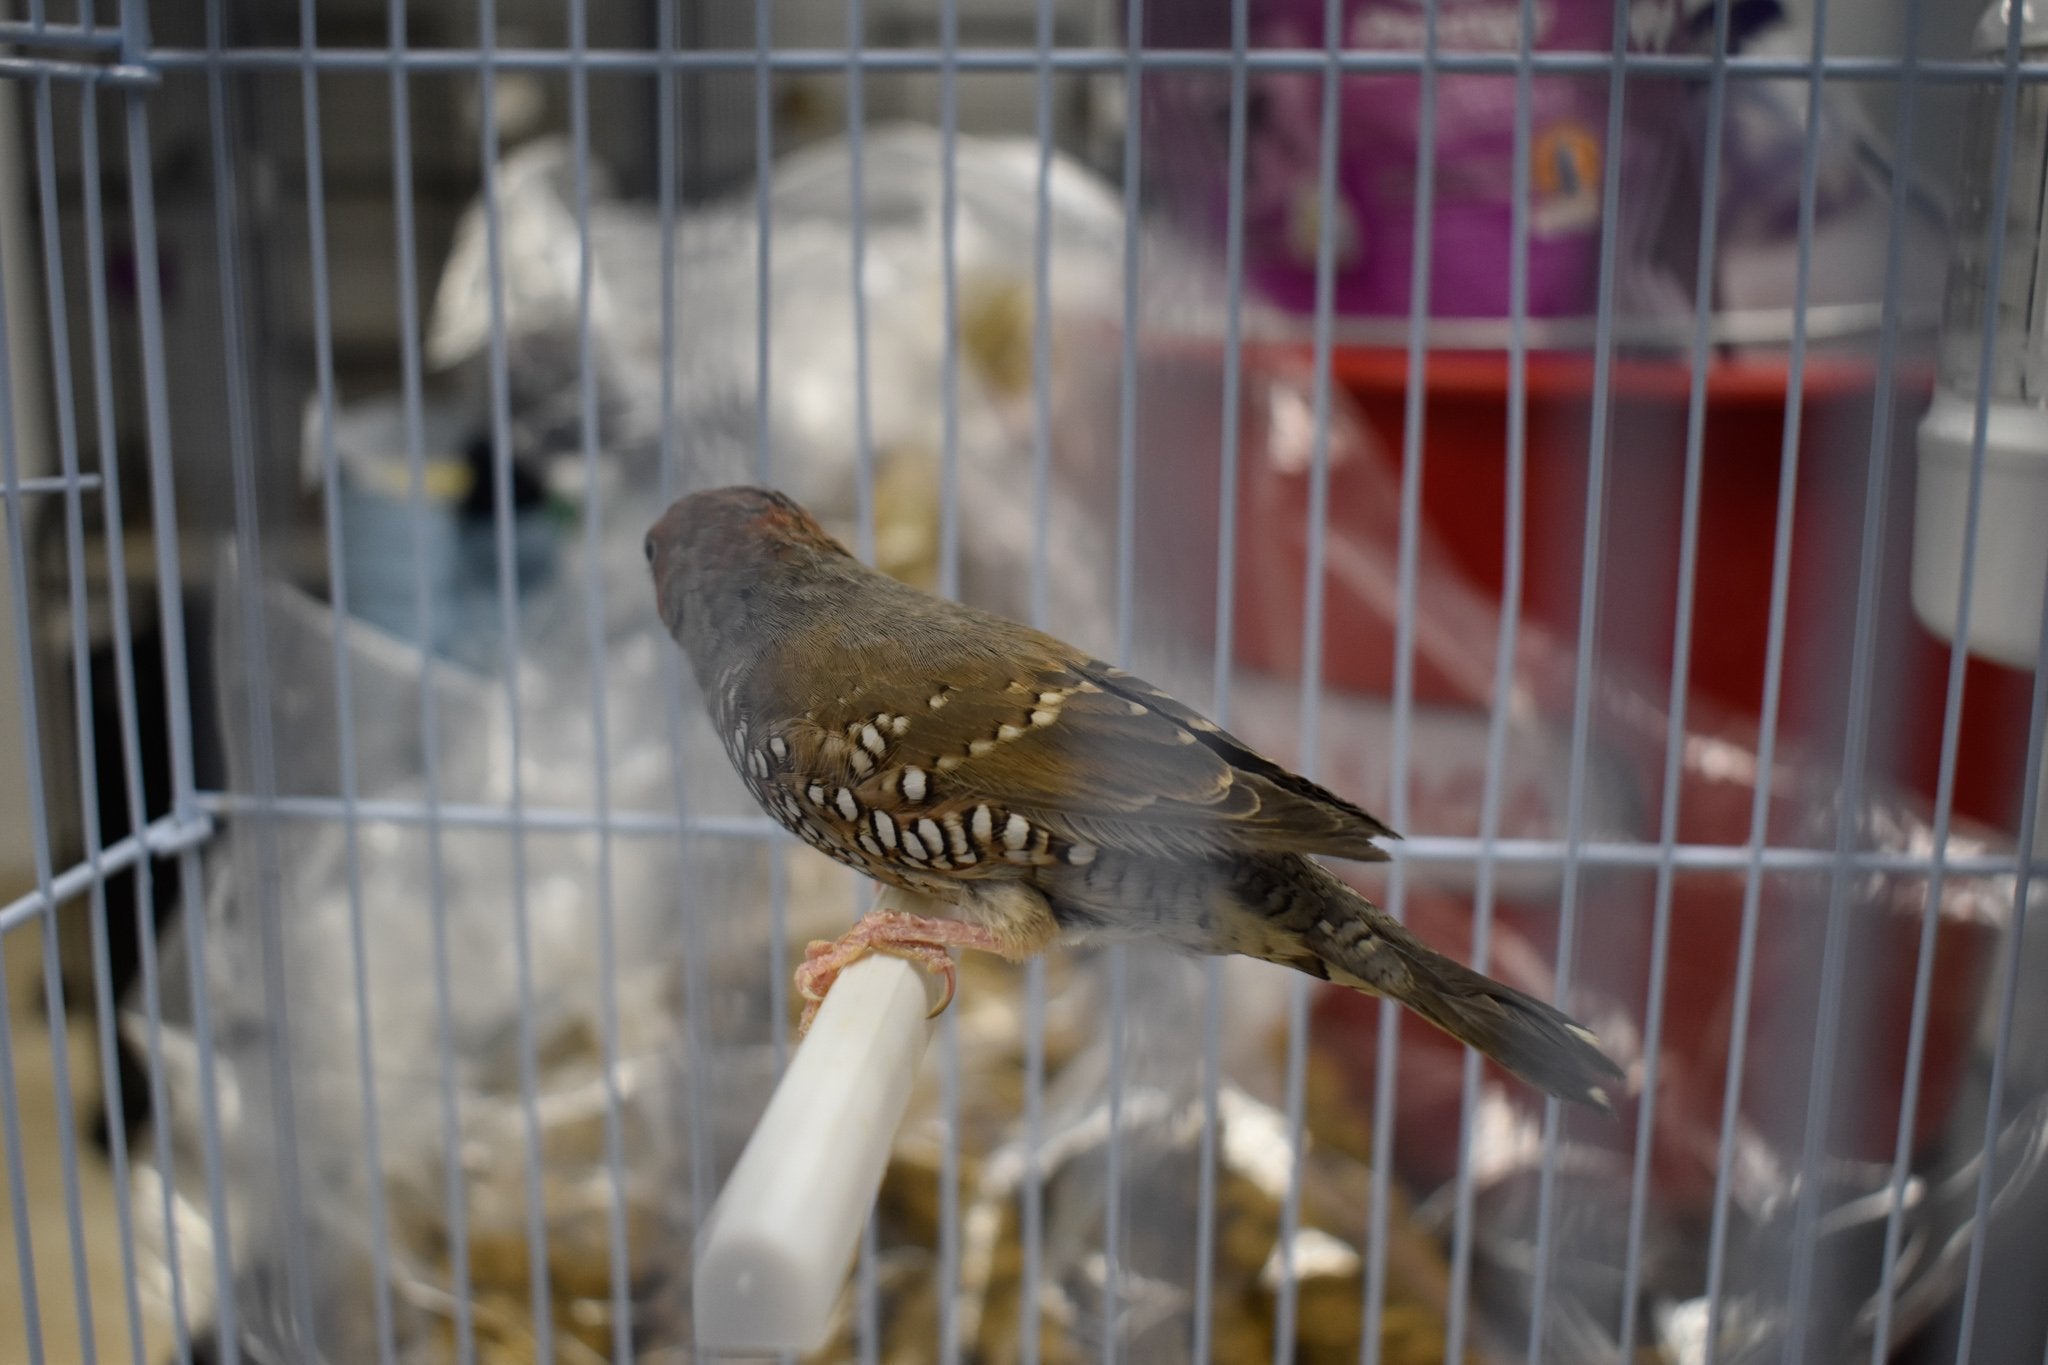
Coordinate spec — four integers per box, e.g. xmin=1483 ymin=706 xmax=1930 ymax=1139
xmin=747 ymin=635 xmax=1396 ymax=865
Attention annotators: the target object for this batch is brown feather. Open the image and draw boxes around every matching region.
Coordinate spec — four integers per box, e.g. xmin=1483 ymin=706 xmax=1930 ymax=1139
xmin=734 ymin=589 xmax=1398 ymax=867
xmin=648 ymin=486 xmax=1624 ymax=1113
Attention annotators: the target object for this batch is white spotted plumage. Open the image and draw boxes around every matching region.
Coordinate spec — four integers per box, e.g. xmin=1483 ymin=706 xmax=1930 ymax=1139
xmin=649 ymin=484 xmax=1624 ymax=1113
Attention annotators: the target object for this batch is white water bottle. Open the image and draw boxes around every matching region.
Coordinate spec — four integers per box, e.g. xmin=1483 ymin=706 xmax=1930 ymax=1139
xmin=1911 ymin=0 xmax=2048 ymax=669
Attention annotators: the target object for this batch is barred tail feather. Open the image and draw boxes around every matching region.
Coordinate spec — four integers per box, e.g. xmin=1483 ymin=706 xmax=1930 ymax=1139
xmin=1381 ymin=944 xmax=1623 ymax=1112
xmin=1303 ymin=895 xmax=1624 ymax=1112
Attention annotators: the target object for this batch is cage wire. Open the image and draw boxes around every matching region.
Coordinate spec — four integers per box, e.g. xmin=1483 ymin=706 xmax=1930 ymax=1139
xmin=1 ymin=1 xmax=2047 ymax=1363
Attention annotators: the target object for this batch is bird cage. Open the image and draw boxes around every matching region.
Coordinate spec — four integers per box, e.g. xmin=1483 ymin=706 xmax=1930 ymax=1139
xmin=2 ymin=1 xmax=2046 ymax=1364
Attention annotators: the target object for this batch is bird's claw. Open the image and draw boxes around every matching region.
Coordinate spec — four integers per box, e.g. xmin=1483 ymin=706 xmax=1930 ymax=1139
xmin=793 ymin=934 xmax=958 ymax=1037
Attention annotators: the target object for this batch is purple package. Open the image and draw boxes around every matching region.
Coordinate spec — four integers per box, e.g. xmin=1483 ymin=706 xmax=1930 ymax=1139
xmin=1143 ymin=0 xmax=1686 ymax=322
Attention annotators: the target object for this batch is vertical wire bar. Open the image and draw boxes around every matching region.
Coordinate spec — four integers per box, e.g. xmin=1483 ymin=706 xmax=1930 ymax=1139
xmin=120 ymin=0 xmax=244 ymax=1346
xmin=1194 ymin=0 xmax=1251 ymax=1358
xmin=1020 ymin=0 xmax=1058 ymax=1358
xmin=0 ymin=949 xmax=44 ymax=1365
xmin=1696 ymin=0 xmax=1834 ymax=1355
xmin=846 ymin=0 xmax=876 ymax=572
xmin=474 ymin=0 xmax=559 ymax=1353
xmin=937 ymin=0 xmax=964 ymax=599
xmin=295 ymin=6 xmax=400 ymax=1358
xmin=752 ymin=0 xmax=773 ymax=498
xmin=936 ymin=5 xmax=966 ymax=1361
xmin=25 ymin=67 xmax=106 ymax=1365
xmin=844 ymin=5 xmax=884 ymax=1358
xmin=650 ymin=3 xmax=719 ymax=1351
xmin=1871 ymin=8 xmax=2024 ymax=1360
xmin=564 ymin=3 xmax=636 ymax=1358
xmin=1110 ymin=9 xmax=1140 ymax=674
xmin=67 ymin=503 xmax=148 ymax=1365
xmin=857 ymin=993 xmax=883 ymax=1364
xmin=1102 ymin=0 xmax=1146 ymax=1357
xmin=386 ymin=2 xmax=478 ymax=1356
xmin=0 ymin=96 xmax=54 ymax=1365
xmin=1101 ymin=943 xmax=1128 ymax=1365
xmin=1027 ymin=0 xmax=1056 ymax=639
xmin=1613 ymin=1 xmax=1737 ymax=1355
xmin=169 ymin=866 xmax=225 ymax=1354
xmin=1360 ymin=1 xmax=1440 ymax=1358
xmin=1442 ymin=0 xmax=1539 ymax=1355
xmin=66 ymin=80 xmax=154 ymax=1365
xmin=1955 ymin=504 xmax=2048 ymax=1365
xmin=79 ymin=78 xmax=196 ymax=1365
xmin=1523 ymin=0 xmax=1633 ymax=1351
xmin=202 ymin=0 xmax=321 ymax=1344
xmin=751 ymin=0 xmax=791 ymax=1088
xmin=1769 ymin=1 xmax=1900 ymax=1357
xmin=1272 ymin=0 xmax=1344 ymax=1356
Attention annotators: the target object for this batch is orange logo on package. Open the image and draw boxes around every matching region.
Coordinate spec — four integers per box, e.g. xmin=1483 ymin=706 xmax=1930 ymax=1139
xmin=1532 ymin=122 xmax=1602 ymax=234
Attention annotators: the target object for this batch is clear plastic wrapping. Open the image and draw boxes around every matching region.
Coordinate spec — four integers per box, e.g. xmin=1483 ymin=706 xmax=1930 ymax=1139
xmin=1138 ymin=0 xmax=1944 ymax=341
xmin=128 ymin=108 xmax=2030 ymax=1365
xmin=1220 ymin=352 xmax=2038 ymax=1361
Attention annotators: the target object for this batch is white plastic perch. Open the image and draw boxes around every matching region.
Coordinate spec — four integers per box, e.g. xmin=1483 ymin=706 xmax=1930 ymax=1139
xmin=693 ymin=890 xmax=945 ymax=1356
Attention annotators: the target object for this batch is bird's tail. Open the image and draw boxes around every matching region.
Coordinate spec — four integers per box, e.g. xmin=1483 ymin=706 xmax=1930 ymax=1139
xmin=1300 ymin=880 xmax=1624 ymax=1113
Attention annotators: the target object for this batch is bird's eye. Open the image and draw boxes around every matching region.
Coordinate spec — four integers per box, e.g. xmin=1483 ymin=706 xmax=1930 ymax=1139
xmin=643 ymin=534 xmax=656 ymax=565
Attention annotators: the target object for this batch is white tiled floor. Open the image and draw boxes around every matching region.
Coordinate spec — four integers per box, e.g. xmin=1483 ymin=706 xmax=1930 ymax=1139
xmin=1 ymin=909 xmax=171 ymax=1365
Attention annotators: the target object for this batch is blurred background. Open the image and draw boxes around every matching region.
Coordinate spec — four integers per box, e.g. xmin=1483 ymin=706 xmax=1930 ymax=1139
xmin=2 ymin=0 xmax=2046 ymax=1362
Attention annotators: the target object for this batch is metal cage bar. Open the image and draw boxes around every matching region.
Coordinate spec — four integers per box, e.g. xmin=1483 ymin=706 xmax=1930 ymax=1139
xmin=1614 ymin=0 xmax=1736 ymax=1354
xmin=111 ymin=45 xmax=2048 ymax=81
xmin=1 ymin=3 xmax=2045 ymax=1364
xmin=1444 ymin=1 xmax=1541 ymax=1350
xmin=295 ymin=0 xmax=401 ymax=1356
xmin=936 ymin=7 xmax=968 ymax=1362
xmin=381 ymin=2 xmax=483 ymax=1358
xmin=25 ymin=787 xmax=2039 ymax=875
xmin=113 ymin=0 xmax=246 ymax=1356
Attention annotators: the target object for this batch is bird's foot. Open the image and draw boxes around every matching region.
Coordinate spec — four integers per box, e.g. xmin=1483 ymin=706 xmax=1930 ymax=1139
xmin=794 ymin=910 xmax=1008 ymax=1036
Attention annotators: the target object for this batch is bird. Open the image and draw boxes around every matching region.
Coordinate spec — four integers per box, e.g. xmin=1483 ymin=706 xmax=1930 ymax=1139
xmin=646 ymin=485 xmax=1624 ymax=1111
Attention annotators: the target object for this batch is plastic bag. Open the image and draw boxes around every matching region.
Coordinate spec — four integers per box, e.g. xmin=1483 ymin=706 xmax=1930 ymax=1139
xmin=135 ymin=123 xmax=1184 ymax=1362
xmin=424 ymin=124 xmax=1138 ymax=640
xmin=1138 ymin=0 xmax=1944 ymax=340
xmin=1141 ymin=0 xmax=1689 ymax=323
xmin=1215 ymin=343 xmax=2031 ymax=1360
xmin=175 ymin=546 xmax=723 ymax=1361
